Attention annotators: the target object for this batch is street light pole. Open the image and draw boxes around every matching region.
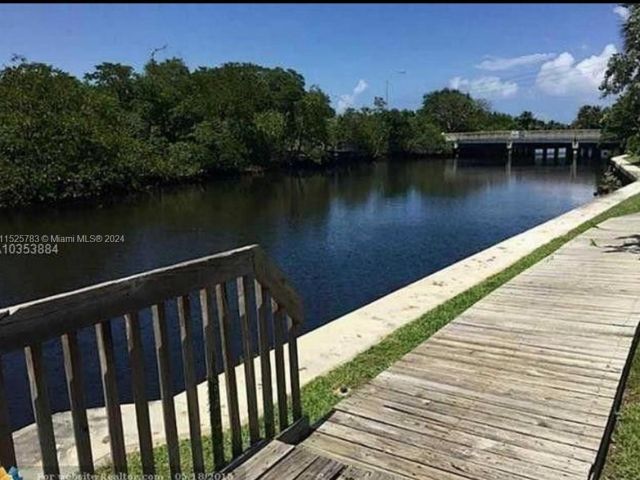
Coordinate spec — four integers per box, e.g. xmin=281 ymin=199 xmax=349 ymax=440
xmin=385 ymin=70 xmax=406 ymax=108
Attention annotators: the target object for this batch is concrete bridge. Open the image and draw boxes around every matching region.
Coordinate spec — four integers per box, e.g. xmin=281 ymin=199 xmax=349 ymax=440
xmin=443 ymin=129 xmax=617 ymax=164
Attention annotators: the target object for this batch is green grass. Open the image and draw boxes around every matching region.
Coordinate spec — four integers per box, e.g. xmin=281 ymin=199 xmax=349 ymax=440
xmin=603 ymin=348 xmax=640 ymax=480
xmin=99 ymin=191 xmax=640 ymax=478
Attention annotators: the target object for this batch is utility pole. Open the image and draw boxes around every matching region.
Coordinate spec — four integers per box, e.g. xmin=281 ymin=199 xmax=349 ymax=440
xmin=385 ymin=70 xmax=406 ymax=107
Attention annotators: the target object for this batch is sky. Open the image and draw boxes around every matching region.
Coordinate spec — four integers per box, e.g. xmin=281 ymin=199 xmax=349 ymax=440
xmin=0 ymin=3 xmax=630 ymax=122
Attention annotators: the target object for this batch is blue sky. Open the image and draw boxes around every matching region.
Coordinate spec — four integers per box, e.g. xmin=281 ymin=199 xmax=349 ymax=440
xmin=0 ymin=3 xmax=629 ymax=122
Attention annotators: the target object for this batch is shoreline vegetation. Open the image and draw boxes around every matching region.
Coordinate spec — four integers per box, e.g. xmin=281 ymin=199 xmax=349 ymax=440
xmin=0 ymin=56 xmax=613 ymax=210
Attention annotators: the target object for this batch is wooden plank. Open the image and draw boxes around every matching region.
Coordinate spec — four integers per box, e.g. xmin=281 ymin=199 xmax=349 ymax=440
xmin=25 ymin=344 xmax=59 ymax=476
xmin=237 ymin=275 xmax=260 ymax=445
xmin=336 ymin=464 xmax=405 ymax=480
xmin=200 ymin=288 xmax=225 ymax=469
xmin=296 ymin=455 xmax=345 ymax=480
xmin=0 ymin=357 xmax=16 ymax=469
xmin=252 ymin=246 xmax=304 ymax=324
xmin=273 ymin=303 xmax=288 ymax=432
xmin=442 ymin=323 xmax=631 ymax=359
xmin=220 ymin=439 xmax=268 ymax=476
xmin=316 ymin=420 xmax=560 ymax=480
xmin=304 ymin=432 xmax=467 ymax=480
xmin=95 ymin=321 xmax=127 ymax=474
xmin=391 ymin=359 xmax=614 ymax=414
xmin=341 ymin=390 xmax=597 ymax=462
xmin=467 ymin=304 xmax=637 ymax=328
xmin=216 ymin=283 xmax=243 ymax=456
xmin=287 ymin=315 xmax=302 ymax=421
xmin=327 ymin=407 xmax=590 ymax=477
xmin=177 ymin=295 xmax=204 ymax=475
xmin=124 ymin=312 xmax=155 ymax=476
xmin=258 ymin=447 xmax=318 ymax=480
xmin=398 ymin=353 xmax=617 ymax=398
xmin=377 ymin=370 xmax=608 ymax=429
xmin=453 ymin=316 xmax=634 ymax=344
xmin=257 ymin=284 xmax=275 ymax=439
xmin=276 ymin=417 xmax=310 ymax=445
xmin=332 ymin=401 xmax=592 ymax=475
xmin=152 ymin=303 xmax=181 ymax=476
xmin=413 ymin=341 xmax=624 ymax=380
xmin=61 ymin=332 xmax=94 ymax=474
xmin=364 ymin=380 xmax=603 ymax=445
xmin=223 ymin=440 xmax=293 ymax=480
xmin=0 ymin=245 xmax=255 ymax=351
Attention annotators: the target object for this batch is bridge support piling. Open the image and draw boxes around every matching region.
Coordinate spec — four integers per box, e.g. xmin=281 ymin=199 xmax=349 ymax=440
xmin=572 ymin=140 xmax=579 ymax=174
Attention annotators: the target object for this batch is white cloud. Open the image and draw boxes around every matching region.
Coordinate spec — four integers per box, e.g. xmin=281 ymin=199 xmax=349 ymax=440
xmin=337 ymin=79 xmax=368 ymax=113
xmin=535 ymin=44 xmax=617 ymax=96
xmin=449 ymin=75 xmax=518 ymax=99
xmin=613 ymin=5 xmax=630 ymax=21
xmin=476 ymin=53 xmax=556 ymax=71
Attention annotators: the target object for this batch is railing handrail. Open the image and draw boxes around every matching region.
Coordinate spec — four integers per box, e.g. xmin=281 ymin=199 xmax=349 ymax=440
xmin=443 ymin=129 xmax=602 ymax=142
xmin=0 ymin=244 xmax=303 ymax=352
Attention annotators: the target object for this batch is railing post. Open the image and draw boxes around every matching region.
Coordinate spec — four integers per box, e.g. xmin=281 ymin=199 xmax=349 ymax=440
xmin=124 ymin=312 xmax=155 ymax=476
xmin=152 ymin=303 xmax=181 ymax=477
xmin=0 ymin=358 xmax=16 ymax=470
xmin=177 ymin=295 xmax=205 ymax=476
xmin=237 ymin=276 xmax=260 ymax=445
xmin=61 ymin=332 xmax=94 ymax=474
xmin=216 ymin=283 xmax=243 ymax=457
xmin=25 ymin=344 xmax=59 ymax=477
xmin=256 ymin=284 xmax=275 ymax=439
xmin=200 ymin=288 xmax=225 ymax=469
xmin=272 ymin=303 xmax=288 ymax=431
xmin=287 ymin=315 xmax=302 ymax=421
xmin=95 ymin=321 xmax=127 ymax=475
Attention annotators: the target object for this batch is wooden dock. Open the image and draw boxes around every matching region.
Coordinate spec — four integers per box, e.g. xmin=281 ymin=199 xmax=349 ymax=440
xmin=234 ymin=213 xmax=640 ymax=480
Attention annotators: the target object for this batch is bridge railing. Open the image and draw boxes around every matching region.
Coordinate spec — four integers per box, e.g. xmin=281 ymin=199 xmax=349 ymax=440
xmin=444 ymin=129 xmax=602 ymax=143
xmin=0 ymin=245 xmax=304 ymax=477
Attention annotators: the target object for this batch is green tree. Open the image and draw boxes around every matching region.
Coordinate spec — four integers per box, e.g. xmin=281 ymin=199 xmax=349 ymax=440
xmin=292 ymin=87 xmax=334 ymax=162
xmin=514 ymin=111 xmax=548 ymax=130
xmin=137 ymin=57 xmax=195 ymax=142
xmin=419 ymin=88 xmax=487 ymax=132
xmin=481 ymin=112 xmax=516 ymax=131
xmin=602 ymin=91 xmax=640 ymax=149
xmin=572 ymin=105 xmax=605 ymax=129
xmin=601 ymin=5 xmax=640 ymax=153
xmin=84 ymin=62 xmax=138 ymax=105
xmin=0 ymin=60 xmax=141 ymax=206
xmin=407 ymin=115 xmax=449 ymax=154
xmin=601 ymin=5 xmax=640 ymax=95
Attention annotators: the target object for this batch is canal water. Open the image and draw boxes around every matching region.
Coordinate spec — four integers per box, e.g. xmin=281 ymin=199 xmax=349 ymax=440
xmin=0 ymin=158 xmax=602 ymax=429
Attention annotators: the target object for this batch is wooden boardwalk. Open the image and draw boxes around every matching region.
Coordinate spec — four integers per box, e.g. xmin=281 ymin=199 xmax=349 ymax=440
xmin=232 ymin=213 xmax=640 ymax=480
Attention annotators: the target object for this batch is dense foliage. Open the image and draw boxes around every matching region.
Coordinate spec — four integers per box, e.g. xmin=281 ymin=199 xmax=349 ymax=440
xmin=0 ymin=54 xmax=598 ymax=208
xmin=601 ymin=4 xmax=640 ymax=153
xmin=0 ymin=58 xmax=339 ymax=207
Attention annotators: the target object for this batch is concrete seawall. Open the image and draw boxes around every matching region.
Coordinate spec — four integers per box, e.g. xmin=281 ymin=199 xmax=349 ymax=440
xmin=13 ymin=155 xmax=640 ymax=474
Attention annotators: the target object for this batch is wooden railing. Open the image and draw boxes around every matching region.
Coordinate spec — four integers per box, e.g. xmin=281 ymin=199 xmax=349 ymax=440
xmin=0 ymin=244 xmax=304 ymax=477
